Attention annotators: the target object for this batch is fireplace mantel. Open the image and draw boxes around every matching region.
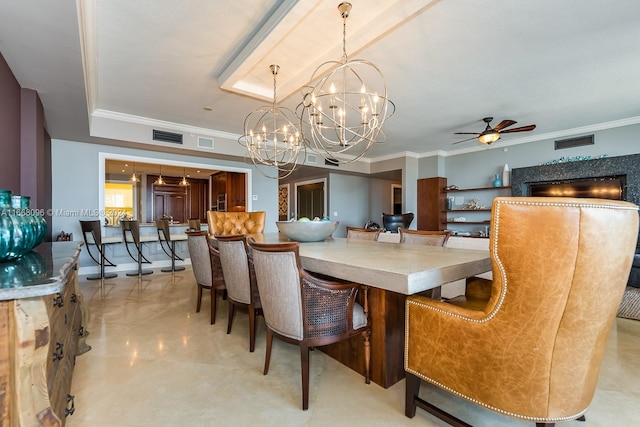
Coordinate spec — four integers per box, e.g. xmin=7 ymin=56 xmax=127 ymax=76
xmin=511 ymin=153 xmax=640 ymax=207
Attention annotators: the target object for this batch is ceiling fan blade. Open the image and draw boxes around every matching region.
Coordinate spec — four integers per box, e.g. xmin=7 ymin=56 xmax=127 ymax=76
xmin=493 ymin=119 xmax=517 ymax=131
xmin=453 ymin=132 xmax=480 ymax=135
xmin=500 ymin=124 xmax=536 ymax=134
xmin=452 ymin=136 xmax=478 ymax=145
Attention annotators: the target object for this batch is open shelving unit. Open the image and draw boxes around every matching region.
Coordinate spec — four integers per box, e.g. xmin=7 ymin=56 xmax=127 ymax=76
xmin=443 ymin=186 xmax=511 ymax=225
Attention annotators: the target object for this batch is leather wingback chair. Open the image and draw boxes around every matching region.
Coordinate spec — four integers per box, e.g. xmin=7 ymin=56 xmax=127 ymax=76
xmin=207 ymin=211 xmax=266 ymax=236
xmin=405 ymin=197 xmax=639 ymax=427
xmin=382 ymin=212 xmax=414 ymax=233
xmin=248 ymin=239 xmax=371 ymax=410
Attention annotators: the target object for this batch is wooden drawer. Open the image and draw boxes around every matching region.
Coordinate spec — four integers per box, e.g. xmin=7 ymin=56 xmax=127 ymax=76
xmin=45 ymin=276 xmax=80 ymax=397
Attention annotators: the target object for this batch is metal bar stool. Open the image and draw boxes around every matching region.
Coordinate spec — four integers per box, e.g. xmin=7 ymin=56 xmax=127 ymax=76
xmin=156 ymin=219 xmax=186 ymax=272
xmin=187 ymin=218 xmax=201 ymax=231
xmin=80 ymin=220 xmax=121 ymax=280
xmin=121 ymin=219 xmax=155 ymax=276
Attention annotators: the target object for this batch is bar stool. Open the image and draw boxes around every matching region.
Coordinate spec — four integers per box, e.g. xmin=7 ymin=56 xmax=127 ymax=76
xmin=156 ymin=219 xmax=186 ymax=272
xmin=80 ymin=220 xmax=121 ymax=280
xmin=121 ymin=220 xmax=155 ymax=276
xmin=187 ymin=218 xmax=201 ymax=231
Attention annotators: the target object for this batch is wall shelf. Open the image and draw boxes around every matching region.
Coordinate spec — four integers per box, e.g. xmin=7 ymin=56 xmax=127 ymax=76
xmin=444 ymin=185 xmax=511 ymax=192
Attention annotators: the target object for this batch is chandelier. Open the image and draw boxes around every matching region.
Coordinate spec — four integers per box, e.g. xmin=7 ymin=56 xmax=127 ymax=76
xmin=298 ymin=2 xmax=395 ymax=164
xmin=239 ymin=65 xmax=304 ymax=179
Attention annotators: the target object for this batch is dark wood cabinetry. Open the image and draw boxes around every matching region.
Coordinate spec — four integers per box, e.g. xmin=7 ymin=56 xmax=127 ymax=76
xmin=210 ymin=172 xmax=246 ymax=212
xmin=146 ymin=176 xmax=209 ymax=223
xmin=417 ymin=177 xmax=447 ymax=230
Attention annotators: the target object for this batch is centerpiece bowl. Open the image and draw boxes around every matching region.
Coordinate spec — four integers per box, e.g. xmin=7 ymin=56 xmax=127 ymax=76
xmin=276 ymin=220 xmax=339 ymax=242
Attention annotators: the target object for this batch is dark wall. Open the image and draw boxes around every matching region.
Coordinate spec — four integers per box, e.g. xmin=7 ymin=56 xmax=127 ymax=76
xmin=20 ymin=88 xmax=51 ymax=210
xmin=0 ymin=52 xmax=22 ymax=193
xmin=0 ymin=52 xmax=52 ymax=239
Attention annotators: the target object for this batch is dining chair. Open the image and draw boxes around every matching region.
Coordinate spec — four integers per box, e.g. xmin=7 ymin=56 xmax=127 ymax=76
xmin=405 ymin=197 xmax=639 ymax=427
xmin=398 ymin=228 xmax=452 ymax=246
xmin=346 ymin=226 xmax=381 ymax=241
xmin=215 ymin=234 xmax=263 ymax=352
xmin=186 ymin=230 xmax=226 ymax=324
xmin=248 ymin=239 xmax=371 ymax=410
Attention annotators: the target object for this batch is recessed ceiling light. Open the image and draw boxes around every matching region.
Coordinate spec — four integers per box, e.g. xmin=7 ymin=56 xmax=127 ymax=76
xmin=203 ymin=106 xmax=213 ymax=111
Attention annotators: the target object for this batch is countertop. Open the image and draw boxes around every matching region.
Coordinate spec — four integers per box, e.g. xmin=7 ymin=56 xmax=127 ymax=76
xmin=0 ymin=241 xmax=82 ymax=300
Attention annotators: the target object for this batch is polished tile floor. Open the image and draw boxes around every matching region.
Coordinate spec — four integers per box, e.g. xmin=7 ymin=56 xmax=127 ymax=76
xmin=67 ymin=268 xmax=640 ymax=427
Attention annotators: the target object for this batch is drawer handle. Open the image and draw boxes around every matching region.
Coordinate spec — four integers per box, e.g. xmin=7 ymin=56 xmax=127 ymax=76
xmin=53 ymin=342 xmax=64 ymax=361
xmin=65 ymin=394 xmax=75 ymax=417
xmin=53 ymin=293 xmax=64 ymax=308
xmin=71 ymin=293 xmax=78 ymax=303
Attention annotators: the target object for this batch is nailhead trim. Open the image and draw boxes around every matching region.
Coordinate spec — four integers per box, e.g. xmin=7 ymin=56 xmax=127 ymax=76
xmin=404 ymin=198 xmax=637 ymax=422
xmin=404 ymin=367 xmax=588 ymax=423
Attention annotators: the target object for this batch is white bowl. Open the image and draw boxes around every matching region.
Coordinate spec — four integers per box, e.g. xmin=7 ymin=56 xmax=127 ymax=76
xmin=276 ymin=221 xmax=339 ymax=242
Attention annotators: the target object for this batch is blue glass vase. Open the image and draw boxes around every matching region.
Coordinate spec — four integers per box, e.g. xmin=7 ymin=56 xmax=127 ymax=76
xmin=493 ymin=174 xmax=503 ymax=187
xmin=0 ymin=189 xmax=47 ymax=262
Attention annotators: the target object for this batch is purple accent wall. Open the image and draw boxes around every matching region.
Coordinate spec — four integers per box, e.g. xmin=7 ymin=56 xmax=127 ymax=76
xmin=0 ymin=53 xmax=52 ymax=240
xmin=0 ymin=52 xmax=22 ymax=193
xmin=20 ymin=88 xmax=50 ymax=208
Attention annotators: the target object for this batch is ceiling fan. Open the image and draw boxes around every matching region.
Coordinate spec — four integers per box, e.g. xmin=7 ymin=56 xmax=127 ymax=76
xmin=453 ymin=117 xmax=536 ymax=145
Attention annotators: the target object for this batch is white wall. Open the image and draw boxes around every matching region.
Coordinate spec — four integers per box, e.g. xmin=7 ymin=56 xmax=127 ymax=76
xmin=443 ymin=125 xmax=640 ymax=189
xmin=51 ymin=138 xmax=279 ymax=271
xmin=328 ymin=173 xmax=371 ymax=237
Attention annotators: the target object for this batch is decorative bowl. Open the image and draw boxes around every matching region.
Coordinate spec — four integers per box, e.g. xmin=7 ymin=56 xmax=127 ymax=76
xmin=276 ymin=220 xmax=339 ymax=242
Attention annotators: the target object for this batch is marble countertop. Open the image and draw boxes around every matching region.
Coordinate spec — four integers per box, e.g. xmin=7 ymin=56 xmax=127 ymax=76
xmin=0 ymin=241 xmax=83 ymax=300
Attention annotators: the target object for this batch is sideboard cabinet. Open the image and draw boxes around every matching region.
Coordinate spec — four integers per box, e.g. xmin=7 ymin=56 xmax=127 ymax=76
xmin=0 ymin=242 xmax=87 ymax=426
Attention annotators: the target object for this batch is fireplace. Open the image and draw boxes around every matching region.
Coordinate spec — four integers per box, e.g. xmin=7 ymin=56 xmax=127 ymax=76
xmin=511 ymin=153 xmax=640 ymax=204
xmin=528 ymin=175 xmax=626 ymax=200
xmin=512 ymin=153 xmax=640 ymax=254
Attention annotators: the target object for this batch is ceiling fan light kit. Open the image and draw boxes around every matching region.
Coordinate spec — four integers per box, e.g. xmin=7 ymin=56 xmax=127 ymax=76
xmin=453 ymin=117 xmax=536 ymax=146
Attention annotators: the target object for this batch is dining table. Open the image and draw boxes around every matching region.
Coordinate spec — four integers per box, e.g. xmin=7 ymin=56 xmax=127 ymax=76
xmin=244 ymin=233 xmax=491 ymax=388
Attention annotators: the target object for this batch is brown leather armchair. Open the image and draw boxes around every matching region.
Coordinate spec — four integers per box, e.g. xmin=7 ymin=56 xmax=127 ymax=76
xmin=207 ymin=211 xmax=266 ymax=236
xmin=405 ymin=197 xmax=639 ymax=427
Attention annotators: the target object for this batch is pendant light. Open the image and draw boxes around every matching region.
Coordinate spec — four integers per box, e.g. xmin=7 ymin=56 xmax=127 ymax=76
xmin=154 ymin=165 xmax=166 ymax=185
xmin=179 ymin=168 xmax=189 ymax=186
xmin=129 ymin=162 xmax=140 ymax=183
xmin=297 ymin=2 xmax=395 ymax=164
xmin=239 ymin=64 xmax=305 ymax=179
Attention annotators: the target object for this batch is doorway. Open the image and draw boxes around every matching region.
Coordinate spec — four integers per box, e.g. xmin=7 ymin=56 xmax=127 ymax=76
xmin=295 ymin=179 xmax=326 ymax=220
xmin=391 ymin=184 xmax=402 ymax=214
